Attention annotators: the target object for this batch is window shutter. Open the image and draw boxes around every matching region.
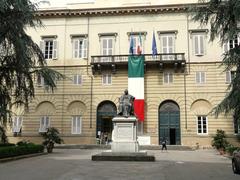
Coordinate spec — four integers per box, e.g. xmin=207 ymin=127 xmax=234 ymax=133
xmin=78 ymin=75 xmax=82 ymax=84
xmin=40 ymin=117 xmax=44 ymax=132
xmin=161 ymin=36 xmax=168 ymax=53
xmin=168 ymin=36 xmax=174 ymax=53
xmin=16 ymin=117 xmax=22 ymax=132
xmin=77 ymin=117 xmax=80 ymax=134
xmin=103 ymin=74 xmax=106 ymax=84
xmin=53 ymin=40 xmax=58 ymax=59
xmin=40 ymin=40 xmax=45 ymax=55
xmin=199 ymin=35 xmax=204 ymax=55
xmin=194 ymin=36 xmax=199 ymax=55
xmin=83 ymin=39 xmax=87 ymax=58
xmin=108 ymin=39 xmax=113 ymax=55
xmin=201 ymin=72 xmax=205 ymax=83
xmin=226 ymin=71 xmax=231 ymax=83
xmin=196 ymin=72 xmax=200 ymax=83
xmin=223 ymin=42 xmax=229 ymax=53
xmin=169 ymin=73 xmax=173 ymax=83
xmin=73 ymin=39 xmax=79 ymax=58
xmin=46 ymin=116 xmax=49 ymax=128
xmin=108 ymin=74 xmax=111 ymax=84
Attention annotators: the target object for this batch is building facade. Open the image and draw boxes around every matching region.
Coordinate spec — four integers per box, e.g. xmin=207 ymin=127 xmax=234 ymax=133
xmin=8 ymin=0 xmax=240 ymax=147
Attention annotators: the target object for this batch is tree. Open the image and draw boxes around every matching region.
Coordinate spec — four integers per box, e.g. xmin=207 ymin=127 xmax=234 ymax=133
xmin=190 ymin=0 xmax=240 ymax=124
xmin=0 ymin=0 xmax=63 ymax=126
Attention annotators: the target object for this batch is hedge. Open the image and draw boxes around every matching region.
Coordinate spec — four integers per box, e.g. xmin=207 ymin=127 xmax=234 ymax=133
xmin=0 ymin=143 xmax=15 ymax=147
xmin=0 ymin=144 xmax=44 ymax=159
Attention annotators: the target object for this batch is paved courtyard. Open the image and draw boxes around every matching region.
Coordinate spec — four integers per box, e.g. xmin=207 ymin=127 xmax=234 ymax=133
xmin=0 ymin=149 xmax=239 ymax=180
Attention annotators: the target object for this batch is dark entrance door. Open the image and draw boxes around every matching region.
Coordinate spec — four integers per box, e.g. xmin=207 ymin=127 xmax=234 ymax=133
xmin=159 ymin=101 xmax=180 ymax=145
xmin=96 ymin=101 xmax=117 ymax=142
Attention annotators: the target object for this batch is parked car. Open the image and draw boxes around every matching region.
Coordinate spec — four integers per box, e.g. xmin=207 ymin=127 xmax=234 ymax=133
xmin=232 ymin=150 xmax=240 ymax=174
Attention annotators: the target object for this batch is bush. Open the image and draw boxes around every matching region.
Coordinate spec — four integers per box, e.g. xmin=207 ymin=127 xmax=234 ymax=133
xmin=0 ymin=126 xmax=8 ymax=144
xmin=0 ymin=144 xmax=44 ymax=159
xmin=225 ymin=145 xmax=240 ymax=156
xmin=212 ymin=129 xmax=229 ymax=150
xmin=0 ymin=143 xmax=15 ymax=147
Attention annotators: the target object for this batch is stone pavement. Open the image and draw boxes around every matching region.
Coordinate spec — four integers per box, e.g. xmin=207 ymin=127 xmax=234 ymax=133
xmin=0 ymin=149 xmax=238 ymax=180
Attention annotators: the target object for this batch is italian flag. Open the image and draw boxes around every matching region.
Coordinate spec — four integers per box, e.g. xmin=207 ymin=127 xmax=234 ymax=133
xmin=128 ymin=55 xmax=144 ymax=121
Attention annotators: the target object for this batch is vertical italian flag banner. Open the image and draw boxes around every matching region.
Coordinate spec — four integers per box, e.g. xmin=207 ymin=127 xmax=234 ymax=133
xmin=128 ymin=55 xmax=144 ymax=121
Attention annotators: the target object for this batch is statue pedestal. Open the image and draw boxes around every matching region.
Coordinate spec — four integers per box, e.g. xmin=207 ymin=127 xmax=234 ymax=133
xmin=111 ymin=116 xmax=139 ymax=153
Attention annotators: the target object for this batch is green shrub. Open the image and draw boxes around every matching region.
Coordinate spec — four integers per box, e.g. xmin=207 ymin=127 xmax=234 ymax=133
xmin=212 ymin=129 xmax=229 ymax=150
xmin=0 ymin=144 xmax=44 ymax=159
xmin=0 ymin=143 xmax=15 ymax=147
xmin=225 ymin=145 xmax=240 ymax=156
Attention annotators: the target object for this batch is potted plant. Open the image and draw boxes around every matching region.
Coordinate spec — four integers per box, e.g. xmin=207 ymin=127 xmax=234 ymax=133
xmin=40 ymin=127 xmax=63 ymax=153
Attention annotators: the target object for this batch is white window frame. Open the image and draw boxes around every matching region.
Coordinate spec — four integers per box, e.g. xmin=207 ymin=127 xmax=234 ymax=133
xmin=72 ymin=37 xmax=87 ymax=59
xmin=196 ymin=71 xmax=206 ymax=84
xmin=192 ymin=33 xmax=205 ymax=56
xmin=160 ymin=34 xmax=175 ymax=60
xmin=39 ymin=116 xmax=50 ymax=132
xmin=37 ymin=75 xmax=45 ymax=87
xmin=163 ymin=72 xmax=173 ymax=84
xmin=40 ymin=38 xmax=58 ymax=60
xmin=197 ymin=116 xmax=208 ymax=135
xmin=223 ymin=35 xmax=240 ymax=53
xmin=73 ymin=74 xmax=82 ymax=85
xmin=131 ymin=35 xmax=144 ymax=55
xmin=102 ymin=74 xmax=112 ymax=85
xmin=71 ymin=116 xmax=82 ymax=134
xmin=226 ymin=71 xmax=236 ymax=84
xmin=12 ymin=116 xmax=23 ymax=133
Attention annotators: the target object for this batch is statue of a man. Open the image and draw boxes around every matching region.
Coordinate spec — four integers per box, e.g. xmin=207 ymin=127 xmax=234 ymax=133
xmin=118 ymin=89 xmax=135 ymax=117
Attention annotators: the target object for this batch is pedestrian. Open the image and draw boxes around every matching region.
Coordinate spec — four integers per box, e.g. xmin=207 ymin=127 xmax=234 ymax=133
xmin=161 ymin=137 xmax=167 ymax=152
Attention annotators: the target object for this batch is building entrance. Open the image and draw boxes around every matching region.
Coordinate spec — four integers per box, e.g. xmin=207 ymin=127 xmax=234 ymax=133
xmin=159 ymin=101 xmax=181 ymax=145
xmin=96 ymin=101 xmax=117 ymax=143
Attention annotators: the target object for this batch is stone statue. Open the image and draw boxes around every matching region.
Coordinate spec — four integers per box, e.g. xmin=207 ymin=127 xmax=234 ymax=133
xmin=118 ymin=89 xmax=135 ymax=117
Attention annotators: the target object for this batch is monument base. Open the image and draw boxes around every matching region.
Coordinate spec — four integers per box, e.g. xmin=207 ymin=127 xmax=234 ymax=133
xmin=92 ymin=151 xmax=155 ymax=161
xmin=111 ymin=116 xmax=139 ymax=152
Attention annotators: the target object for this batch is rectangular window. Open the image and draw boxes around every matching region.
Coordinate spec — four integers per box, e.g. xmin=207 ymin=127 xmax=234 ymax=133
xmin=73 ymin=75 xmax=82 ymax=85
xmin=160 ymin=34 xmax=175 ymax=60
xmin=72 ymin=38 xmax=87 ymax=59
xmin=102 ymin=74 xmax=112 ymax=85
xmin=226 ymin=71 xmax=236 ymax=84
xmin=196 ymin=71 xmax=206 ymax=84
xmin=163 ymin=72 xmax=173 ymax=84
xmin=100 ymin=37 xmax=114 ymax=62
xmin=197 ymin=116 xmax=208 ymax=134
xmin=131 ymin=35 xmax=144 ymax=55
xmin=39 ymin=116 xmax=50 ymax=132
xmin=12 ymin=116 xmax=23 ymax=133
xmin=37 ymin=75 xmax=45 ymax=86
xmin=72 ymin=116 xmax=82 ymax=134
xmin=40 ymin=38 xmax=58 ymax=60
xmin=223 ymin=35 xmax=240 ymax=52
xmin=193 ymin=34 xmax=205 ymax=56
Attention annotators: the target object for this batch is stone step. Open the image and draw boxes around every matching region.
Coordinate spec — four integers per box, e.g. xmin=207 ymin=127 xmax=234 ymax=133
xmin=55 ymin=144 xmax=193 ymax=151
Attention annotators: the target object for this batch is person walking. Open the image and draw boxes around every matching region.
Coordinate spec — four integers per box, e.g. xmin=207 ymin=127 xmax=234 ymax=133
xmin=161 ymin=137 xmax=167 ymax=152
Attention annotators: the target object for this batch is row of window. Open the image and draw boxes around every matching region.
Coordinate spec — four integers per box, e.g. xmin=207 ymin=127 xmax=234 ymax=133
xmin=12 ymin=116 xmax=82 ymax=134
xmin=12 ymin=116 xmax=239 ymax=135
xmin=36 ymin=71 xmax=235 ymax=87
xmin=40 ymin=33 xmax=240 ymax=60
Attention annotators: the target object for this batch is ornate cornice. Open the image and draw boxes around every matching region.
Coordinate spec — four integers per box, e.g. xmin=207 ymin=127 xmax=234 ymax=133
xmin=35 ymin=3 xmax=195 ymax=18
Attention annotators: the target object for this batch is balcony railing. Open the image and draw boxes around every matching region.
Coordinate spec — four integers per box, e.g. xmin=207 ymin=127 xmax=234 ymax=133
xmin=91 ymin=53 xmax=185 ymax=74
xmin=91 ymin=53 xmax=185 ymax=64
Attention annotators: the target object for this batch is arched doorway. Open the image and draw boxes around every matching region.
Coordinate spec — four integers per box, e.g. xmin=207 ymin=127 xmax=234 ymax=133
xmin=159 ymin=101 xmax=181 ymax=145
xmin=96 ymin=101 xmax=117 ymax=142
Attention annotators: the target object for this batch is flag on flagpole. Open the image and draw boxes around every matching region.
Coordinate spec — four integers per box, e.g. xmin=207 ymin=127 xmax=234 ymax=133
xmin=128 ymin=55 xmax=144 ymax=121
xmin=137 ymin=33 xmax=142 ymax=55
xmin=129 ymin=34 xmax=134 ymax=55
xmin=152 ymin=31 xmax=157 ymax=56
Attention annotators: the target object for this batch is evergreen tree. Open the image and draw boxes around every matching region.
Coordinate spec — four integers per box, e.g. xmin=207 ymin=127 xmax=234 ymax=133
xmin=190 ymin=0 xmax=240 ymax=124
xmin=0 ymin=0 xmax=63 ymax=126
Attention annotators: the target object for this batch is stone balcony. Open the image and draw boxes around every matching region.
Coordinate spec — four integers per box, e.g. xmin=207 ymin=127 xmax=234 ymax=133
xmin=91 ymin=53 xmax=186 ymax=74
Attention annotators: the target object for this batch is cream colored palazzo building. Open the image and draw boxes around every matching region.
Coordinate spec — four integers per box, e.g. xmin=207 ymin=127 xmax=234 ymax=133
xmin=8 ymin=0 xmax=240 ymax=147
